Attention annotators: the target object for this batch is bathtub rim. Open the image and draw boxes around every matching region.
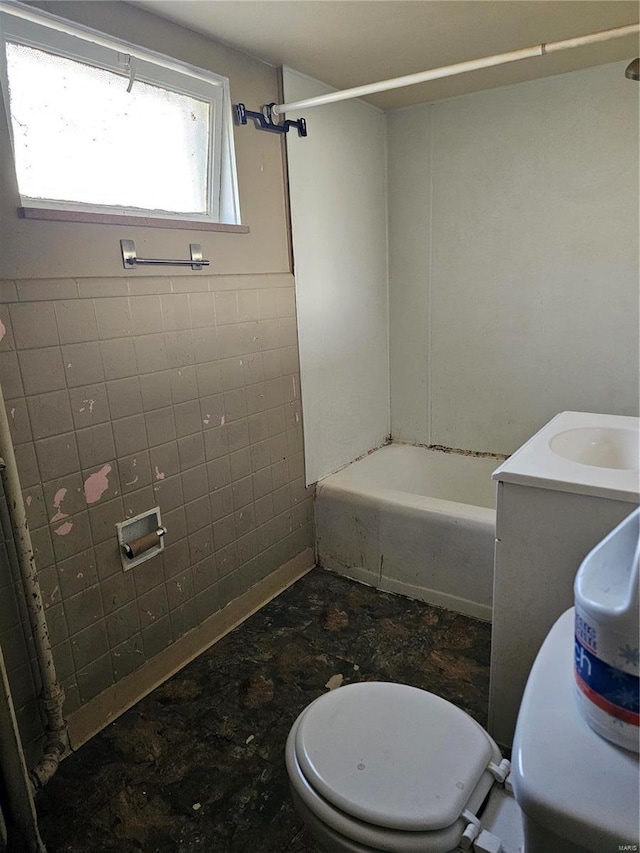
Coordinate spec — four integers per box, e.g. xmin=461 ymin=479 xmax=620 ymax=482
xmin=316 ymin=442 xmax=500 ymax=514
xmin=316 ymin=480 xmax=496 ymax=525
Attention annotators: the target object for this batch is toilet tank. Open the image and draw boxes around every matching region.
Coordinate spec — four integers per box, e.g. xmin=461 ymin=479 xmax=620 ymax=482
xmin=512 ymin=608 xmax=639 ymax=853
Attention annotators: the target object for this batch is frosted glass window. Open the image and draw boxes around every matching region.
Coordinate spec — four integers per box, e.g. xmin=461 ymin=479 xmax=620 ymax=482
xmin=6 ymin=42 xmax=211 ymax=214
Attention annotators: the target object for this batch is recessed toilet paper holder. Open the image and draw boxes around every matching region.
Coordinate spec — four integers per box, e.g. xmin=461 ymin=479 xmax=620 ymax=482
xmin=116 ymin=507 xmax=166 ymax=570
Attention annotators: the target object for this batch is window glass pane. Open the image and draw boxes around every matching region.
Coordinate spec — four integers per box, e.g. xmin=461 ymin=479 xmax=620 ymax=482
xmin=6 ymin=42 xmax=210 ymax=213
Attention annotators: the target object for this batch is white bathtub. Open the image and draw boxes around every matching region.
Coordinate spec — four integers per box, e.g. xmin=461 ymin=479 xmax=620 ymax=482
xmin=315 ymin=444 xmax=500 ymax=621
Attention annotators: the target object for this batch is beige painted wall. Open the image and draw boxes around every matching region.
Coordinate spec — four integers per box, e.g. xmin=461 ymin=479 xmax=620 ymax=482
xmin=388 ymin=62 xmax=639 ymax=455
xmin=0 ymin=2 xmax=314 ymax=762
xmin=0 ymin=1 xmax=290 ymax=279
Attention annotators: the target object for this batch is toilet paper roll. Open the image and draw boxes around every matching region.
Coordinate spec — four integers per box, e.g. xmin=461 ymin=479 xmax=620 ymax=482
xmin=123 ymin=526 xmax=167 ymax=559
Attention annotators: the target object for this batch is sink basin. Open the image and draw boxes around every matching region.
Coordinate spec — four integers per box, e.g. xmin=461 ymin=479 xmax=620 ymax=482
xmin=549 ymin=427 xmax=639 ymax=470
xmin=493 ymin=412 xmax=640 ymax=502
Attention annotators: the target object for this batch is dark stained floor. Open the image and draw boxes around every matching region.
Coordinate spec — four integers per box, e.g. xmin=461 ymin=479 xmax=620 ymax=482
xmin=36 ymin=568 xmax=492 ymax=852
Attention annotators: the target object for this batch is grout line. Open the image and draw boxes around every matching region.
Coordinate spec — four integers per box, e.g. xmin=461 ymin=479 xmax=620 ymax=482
xmin=427 ymin=105 xmax=434 ymax=446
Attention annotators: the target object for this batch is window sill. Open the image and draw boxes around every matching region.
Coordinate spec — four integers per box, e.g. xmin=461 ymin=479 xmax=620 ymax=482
xmin=17 ymin=207 xmax=250 ymax=233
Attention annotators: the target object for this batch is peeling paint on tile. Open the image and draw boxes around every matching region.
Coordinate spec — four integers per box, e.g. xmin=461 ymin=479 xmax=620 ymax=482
xmin=53 ymin=488 xmax=67 ymax=508
xmin=25 ymin=495 xmax=32 ymax=507
xmin=10 ymin=407 xmax=15 ymax=419
xmin=84 ymin=464 xmax=112 ymax=504
xmin=0 ymin=318 xmax=5 ymax=342
xmin=125 ymin=459 xmax=139 ymax=488
xmin=154 ymin=466 xmax=165 ymax=481
xmin=50 ymin=487 xmax=70 ymax=524
xmin=54 ymin=521 xmax=73 ymax=536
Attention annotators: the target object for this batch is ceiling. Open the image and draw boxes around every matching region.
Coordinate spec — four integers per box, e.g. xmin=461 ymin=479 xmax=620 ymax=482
xmin=132 ymin=1 xmax=640 ymax=109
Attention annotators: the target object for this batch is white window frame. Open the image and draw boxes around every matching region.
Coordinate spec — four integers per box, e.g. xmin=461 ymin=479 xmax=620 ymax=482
xmin=0 ymin=2 xmax=241 ymax=225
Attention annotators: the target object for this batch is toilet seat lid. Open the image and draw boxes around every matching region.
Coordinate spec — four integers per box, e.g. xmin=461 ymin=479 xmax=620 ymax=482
xmin=294 ymin=682 xmax=498 ymax=831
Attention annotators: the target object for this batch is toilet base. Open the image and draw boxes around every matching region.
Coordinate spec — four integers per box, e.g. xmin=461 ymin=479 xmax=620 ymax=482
xmin=478 ymin=787 xmax=524 ymax=852
xmin=292 ymin=783 xmax=526 ymax=853
xmin=291 ymin=787 xmax=378 ymax=853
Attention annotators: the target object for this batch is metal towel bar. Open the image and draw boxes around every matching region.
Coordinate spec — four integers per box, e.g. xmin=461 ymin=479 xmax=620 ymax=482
xmin=120 ymin=239 xmax=210 ymax=270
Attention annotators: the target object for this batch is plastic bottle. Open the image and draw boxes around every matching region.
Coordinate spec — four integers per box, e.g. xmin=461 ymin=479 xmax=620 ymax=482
xmin=574 ymin=506 xmax=639 ymax=753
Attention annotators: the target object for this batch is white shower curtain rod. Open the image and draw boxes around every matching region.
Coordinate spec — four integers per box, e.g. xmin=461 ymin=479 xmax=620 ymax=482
xmin=273 ymin=22 xmax=640 ymax=114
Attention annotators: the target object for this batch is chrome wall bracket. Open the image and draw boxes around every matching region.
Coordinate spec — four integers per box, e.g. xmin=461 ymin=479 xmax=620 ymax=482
xmin=120 ymin=239 xmax=210 ymax=270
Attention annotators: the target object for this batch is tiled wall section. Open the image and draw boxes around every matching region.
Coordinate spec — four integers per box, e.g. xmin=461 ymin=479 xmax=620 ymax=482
xmin=0 ymin=273 xmax=313 ymax=759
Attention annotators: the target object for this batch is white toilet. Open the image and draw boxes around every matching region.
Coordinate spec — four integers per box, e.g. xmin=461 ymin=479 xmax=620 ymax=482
xmin=286 ymin=608 xmax=639 ymax=853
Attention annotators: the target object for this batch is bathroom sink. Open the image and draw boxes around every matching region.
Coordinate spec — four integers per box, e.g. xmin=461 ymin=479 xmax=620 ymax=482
xmin=492 ymin=412 xmax=640 ymax=502
xmin=549 ymin=427 xmax=639 ymax=470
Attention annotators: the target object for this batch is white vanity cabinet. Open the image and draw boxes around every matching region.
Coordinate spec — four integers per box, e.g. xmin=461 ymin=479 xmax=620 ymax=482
xmin=488 ymin=411 xmax=639 ymax=748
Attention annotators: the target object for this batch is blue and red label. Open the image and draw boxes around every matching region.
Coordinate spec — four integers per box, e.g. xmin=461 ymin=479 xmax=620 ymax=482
xmin=574 ymin=635 xmax=639 ymax=727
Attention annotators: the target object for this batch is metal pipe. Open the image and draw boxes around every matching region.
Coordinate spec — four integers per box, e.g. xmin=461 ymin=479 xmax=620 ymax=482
xmin=274 ymin=22 xmax=640 ymax=114
xmin=0 ymin=380 xmax=67 ymax=789
xmin=0 ymin=643 xmax=46 ymax=851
